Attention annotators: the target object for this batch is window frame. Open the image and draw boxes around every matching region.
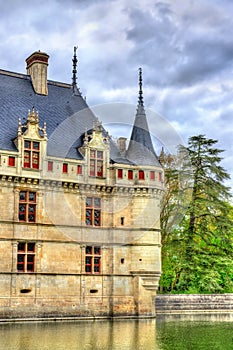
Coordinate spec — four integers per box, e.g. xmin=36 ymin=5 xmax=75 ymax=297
xmin=17 ymin=242 xmax=35 ymax=273
xmin=128 ymin=170 xmax=133 ymax=180
xmin=85 ymin=197 xmax=101 ymax=226
xmin=62 ymin=163 xmax=68 ymax=174
xmin=150 ymin=171 xmax=155 ymax=181
xmin=89 ymin=149 xmax=103 ymax=178
xmin=139 ymin=170 xmax=145 ymax=180
xmin=48 ymin=161 xmax=53 ymax=172
xmin=23 ymin=140 xmax=40 ymax=170
xmin=85 ymin=246 xmax=101 ymax=274
xmin=77 ymin=164 xmax=82 ymax=175
xmin=18 ymin=191 xmax=37 ymax=223
xmin=8 ymin=156 xmax=16 ymax=167
xmin=118 ymin=169 xmax=123 ymax=179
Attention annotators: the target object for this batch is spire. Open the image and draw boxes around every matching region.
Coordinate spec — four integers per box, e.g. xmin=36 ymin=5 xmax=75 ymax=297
xmin=125 ymin=68 xmax=161 ymax=167
xmin=72 ymin=46 xmax=78 ymax=91
xmin=138 ymin=67 xmax=144 ymax=106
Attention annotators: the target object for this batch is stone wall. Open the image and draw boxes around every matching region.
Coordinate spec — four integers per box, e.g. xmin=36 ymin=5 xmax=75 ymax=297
xmin=155 ymin=294 xmax=233 ymax=320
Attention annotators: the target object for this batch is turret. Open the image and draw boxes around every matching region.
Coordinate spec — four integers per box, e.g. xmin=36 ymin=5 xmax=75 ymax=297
xmin=126 ymin=68 xmax=160 ymax=166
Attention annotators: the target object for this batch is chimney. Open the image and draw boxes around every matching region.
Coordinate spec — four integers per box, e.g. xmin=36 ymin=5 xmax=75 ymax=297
xmin=117 ymin=137 xmax=127 ymax=156
xmin=26 ymin=51 xmax=49 ymax=95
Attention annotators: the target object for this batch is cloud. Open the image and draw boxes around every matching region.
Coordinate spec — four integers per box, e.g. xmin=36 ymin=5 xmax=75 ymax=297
xmin=0 ymin=0 xmax=232 ymax=190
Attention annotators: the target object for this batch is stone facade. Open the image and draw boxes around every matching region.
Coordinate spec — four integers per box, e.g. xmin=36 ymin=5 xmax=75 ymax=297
xmin=0 ymin=51 xmax=163 ymax=320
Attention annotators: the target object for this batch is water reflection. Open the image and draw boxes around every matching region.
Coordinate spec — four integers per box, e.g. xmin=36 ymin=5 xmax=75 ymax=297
xmin=0 ymin=318 xmax=232 ymax=350
xmin=0 ymin=319 xmax=158 ymax=350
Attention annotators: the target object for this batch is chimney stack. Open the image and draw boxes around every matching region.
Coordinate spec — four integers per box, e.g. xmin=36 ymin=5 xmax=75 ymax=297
xmin=26 ymin=51 xmax=49 ymax=95
xmin=117 ymin=137 xmax=127 ymax=156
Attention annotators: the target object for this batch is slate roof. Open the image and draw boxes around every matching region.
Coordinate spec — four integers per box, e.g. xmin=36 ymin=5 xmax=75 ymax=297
xmin=0 ymin=69 xmax=121 ymax=161
xmin=126 ymin=69 xmax=161 ymax=167
xmin=0 ymin=64 xmax=161 ymax=168
xmin=126 ymin=104 xmax=161 ymax=167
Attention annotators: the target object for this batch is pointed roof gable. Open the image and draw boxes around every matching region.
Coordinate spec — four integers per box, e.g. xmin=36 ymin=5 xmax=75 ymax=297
xmin=126 ymin=68 xmax=161 ymax=167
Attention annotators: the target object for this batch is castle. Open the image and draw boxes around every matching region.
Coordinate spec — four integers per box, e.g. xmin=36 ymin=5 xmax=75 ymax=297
xmin=0 ymin=49 xmax=163 ymax=320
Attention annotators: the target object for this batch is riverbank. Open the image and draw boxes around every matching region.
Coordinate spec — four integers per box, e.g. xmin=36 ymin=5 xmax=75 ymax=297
xmin=155 ymin=294 xmax=233 ymax=320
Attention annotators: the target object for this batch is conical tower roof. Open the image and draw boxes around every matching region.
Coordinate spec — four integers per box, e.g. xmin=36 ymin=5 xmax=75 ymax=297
xmin=126 ymin=68 xmax=161 ymax=166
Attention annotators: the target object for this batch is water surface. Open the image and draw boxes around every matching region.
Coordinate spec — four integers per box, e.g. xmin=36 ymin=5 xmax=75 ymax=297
xmin=0 ymin=318 xmax=232 ymax=350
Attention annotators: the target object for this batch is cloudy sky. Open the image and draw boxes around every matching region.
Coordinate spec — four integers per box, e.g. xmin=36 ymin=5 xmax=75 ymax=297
xmin=1 ymin=0 xmax=233 ymax=192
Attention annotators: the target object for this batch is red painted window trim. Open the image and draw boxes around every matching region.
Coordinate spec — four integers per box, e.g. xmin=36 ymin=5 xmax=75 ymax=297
xmin=18 ymin=191 xmax=36 ymax=223
xmin=128 ymin=170 xmax=133 ymax=180
xmin=139 ymin=170 xmax=144 ymax=180
xmin=8 ymin=156 xmax=15 ymax=167
xmin=118 ymin=169 xmax=123 ymax=179
xmin=48 ymin=161 xmax=53 ymax=171
xmin=62 ymin=163 xmax=68 ymax=173
xmin=23 ymin=140 xmax=40 ymax=170
xmin=90 ymin=150 xmax=103 ymax=177
xmin=17 ymin=242 xmax=35 ymax=272
xmin=86 ymin=197 xmax=101 ymax=226
xmin=85 ymin=246 xmax=101 ymax=274
xmin=150 ymin=171 xmax=155 ymax=180
xmin=77 ymin=165 xmax=82 ymax=175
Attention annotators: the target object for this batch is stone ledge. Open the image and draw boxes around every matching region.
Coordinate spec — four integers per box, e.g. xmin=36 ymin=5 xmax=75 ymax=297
xmin=156 ymin=294 xmax=233 ymax=315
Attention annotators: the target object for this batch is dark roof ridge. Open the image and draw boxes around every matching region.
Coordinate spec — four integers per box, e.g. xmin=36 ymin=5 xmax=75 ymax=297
xmin=0 ymin=69 xmax=76 ymax=90
xmin=0 ymin=69 xmax=29 ymax=80
xmin=47 ymin=79 xmax=72 ymax=89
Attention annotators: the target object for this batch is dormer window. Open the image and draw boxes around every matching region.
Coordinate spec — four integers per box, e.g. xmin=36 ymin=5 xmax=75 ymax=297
xmin=90 ymin=150 xmax=103 ymax=177
xmin=23 ymin=140 xmax=40 ymax=170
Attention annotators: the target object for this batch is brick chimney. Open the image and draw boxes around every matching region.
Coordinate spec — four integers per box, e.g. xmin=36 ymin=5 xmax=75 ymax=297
xmin=26 ymin=51 xmax=49 ymax=95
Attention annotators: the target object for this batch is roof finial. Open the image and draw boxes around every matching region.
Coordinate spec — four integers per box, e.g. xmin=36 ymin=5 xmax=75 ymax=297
xmin=72 ymin=46 xmax=78 ymax=90
xmin=138 ymin=67 xmax=144 ymax=106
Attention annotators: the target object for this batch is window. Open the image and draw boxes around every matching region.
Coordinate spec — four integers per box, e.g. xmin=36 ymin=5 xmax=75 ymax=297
xmin=158 ymin=172 xmax=162 ymax=182
xmin=24 ymin=140 xmax=40 ymax=169
xmin=128 ymin=170 xmax=133 ymax=180
xmin=139 ymin=170 xmax=145 ymax=180
xmin=19 ymin=191 xmax=36 ymax=222
xmin=8 ymin=156 xmax=15 ymax=167
xmin=17 ymin=242 xmax=35 ymax=272
xmin=63 ymin=163 xmax=68 ymax=173
xmin=150 ymin=171 xmax=155 ymax=180
xmin=48 ymin=161 xmax=53 ymax=171
xmin=77 ymin=165 xmax=82 ymax=175
xmin=86 ymin=197 xmax=101 ymax=226
xmin=90 ymin=149 xmax=103 ymax=177
xmin=85 ymin=246 xmax=101 ymax=274
xmin=118 ymin=169 xmax=123 ymax=179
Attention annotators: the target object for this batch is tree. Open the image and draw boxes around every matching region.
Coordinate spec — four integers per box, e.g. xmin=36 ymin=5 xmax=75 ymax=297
xmin=159 ymin=135 xmax=233 ymax=293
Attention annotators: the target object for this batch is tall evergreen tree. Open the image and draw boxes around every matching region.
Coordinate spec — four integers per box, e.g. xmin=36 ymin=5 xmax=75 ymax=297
xmin=160 ymin=135 xmax=233 ymax=293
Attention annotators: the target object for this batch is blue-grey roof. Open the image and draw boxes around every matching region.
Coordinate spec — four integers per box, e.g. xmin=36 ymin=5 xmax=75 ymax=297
xmin=0 ymin=67 xmax=161 ymax=168
xmin=0 ymin=70 xmax=121 ymax=161
xmin=126 ymin=104 xmax=161 ymax=167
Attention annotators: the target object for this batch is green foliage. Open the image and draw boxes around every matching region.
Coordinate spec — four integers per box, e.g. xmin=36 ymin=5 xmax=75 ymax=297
xmin=159 ymin=135 xmax=233 ymax=294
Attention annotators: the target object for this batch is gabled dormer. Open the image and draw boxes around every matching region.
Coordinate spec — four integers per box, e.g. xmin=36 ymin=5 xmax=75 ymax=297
xmin=79 ymin=120 xmax=110 ymax=179
xmin=14 ymin=108 xmax=47 ymax=172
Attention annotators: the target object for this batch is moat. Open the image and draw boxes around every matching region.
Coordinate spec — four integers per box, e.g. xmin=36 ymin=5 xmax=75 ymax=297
xmin=0 ymin=318 xmax=232 ymax=349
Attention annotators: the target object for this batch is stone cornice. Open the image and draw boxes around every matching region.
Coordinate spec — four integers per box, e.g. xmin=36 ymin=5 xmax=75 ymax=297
xmin=0 ymin=174 xmax=163 ymax=197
